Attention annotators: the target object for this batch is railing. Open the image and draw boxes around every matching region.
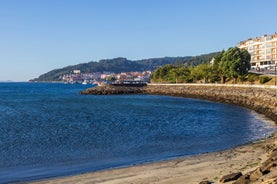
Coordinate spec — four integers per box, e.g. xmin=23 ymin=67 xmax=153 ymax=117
xmin=111 ymin=80 xmax=147 ymax=87
xmin=250 ymin=69 xmax=276 ymax=76
xmin=148 ymin=83 xmax=277 ymax=89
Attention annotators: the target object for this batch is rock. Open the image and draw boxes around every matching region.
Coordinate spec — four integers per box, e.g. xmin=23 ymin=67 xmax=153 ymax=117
xmin=249 ymin=169 xmax=262 ymax=181
xmin=220 ymin=172 xmax=242 ymax=183
xmin=232 ymin=148 xmax=277 ymax=184
xmin=259 ymin=149 xmax=277 ymax=175
xmin=271 ymin=148 xmax=277 ymax=157
xmin=80 ymin=85 xmax=147 ymax=95
xmin=232 ymin=174 xmax=250 ymax=184
xmin=260 ymin=161 xmax=276 ymax=175
xmin=199 ymin=181 xmax=213 ymax=184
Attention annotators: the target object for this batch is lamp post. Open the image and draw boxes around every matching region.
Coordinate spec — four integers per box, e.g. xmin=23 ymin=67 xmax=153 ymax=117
xmin=242 ymin=61 xmax=245 ymax=84
xmin=271 ymin=59 xmax=276 ymax=86
xmin=275 ymin=61 xmax=277 ymax=86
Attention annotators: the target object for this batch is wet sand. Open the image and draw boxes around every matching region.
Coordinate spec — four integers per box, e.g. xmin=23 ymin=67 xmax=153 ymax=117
xmin=29 ymin=133 xmax=277 ymax=184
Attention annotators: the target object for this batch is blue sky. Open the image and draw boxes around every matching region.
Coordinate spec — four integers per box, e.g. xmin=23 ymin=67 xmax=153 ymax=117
xmin=0 ymin=0 xmax=276 ymax=81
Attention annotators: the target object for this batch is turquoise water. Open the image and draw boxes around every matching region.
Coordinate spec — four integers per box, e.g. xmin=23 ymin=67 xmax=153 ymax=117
xmin=0 ymin=82 xmax=275 ymax=183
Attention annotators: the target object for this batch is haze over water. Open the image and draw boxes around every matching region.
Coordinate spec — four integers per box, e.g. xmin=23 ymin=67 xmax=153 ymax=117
xmin=0 ymin=82 xmax=275 ymax=183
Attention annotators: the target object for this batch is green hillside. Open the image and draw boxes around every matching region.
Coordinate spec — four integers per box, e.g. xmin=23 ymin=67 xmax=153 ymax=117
xmin=31 ymin=52 xmax=219 ymax=82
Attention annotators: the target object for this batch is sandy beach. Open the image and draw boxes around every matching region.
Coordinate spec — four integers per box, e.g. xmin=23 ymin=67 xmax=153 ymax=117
xmin=29 ymin=133 xmax=277 ymax=184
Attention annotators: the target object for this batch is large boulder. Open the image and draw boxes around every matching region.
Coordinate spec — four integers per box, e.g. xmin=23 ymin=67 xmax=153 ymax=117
xmin=219 ymin=172 xmax=242 ymax=183
xmin=233 ymin=174 xmax=250 ymax=184
xmin=199 ymin=181 xmax=214 ymax=184
xmin=249 ymin=169 xmax=263 ymax=181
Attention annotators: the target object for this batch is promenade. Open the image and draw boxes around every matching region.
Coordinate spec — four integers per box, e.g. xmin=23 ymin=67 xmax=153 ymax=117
xmin=148 ymin=83 xmax=277 ymax=89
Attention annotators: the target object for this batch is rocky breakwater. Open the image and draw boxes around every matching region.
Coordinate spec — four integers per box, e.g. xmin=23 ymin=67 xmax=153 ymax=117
xmin=146 ymin=84 xmax=277 ymax=123
xmin=81 ymin=84 xmax=277 ymax=122
xmin=80 ymin=84 xmax=147 ymax=95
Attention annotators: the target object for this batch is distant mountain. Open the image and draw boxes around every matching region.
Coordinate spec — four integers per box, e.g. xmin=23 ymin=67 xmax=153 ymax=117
xmin=0 ymin=80 xmax=14 ymax=82
xmin=31 ymin=52 xmax=219 ymax=82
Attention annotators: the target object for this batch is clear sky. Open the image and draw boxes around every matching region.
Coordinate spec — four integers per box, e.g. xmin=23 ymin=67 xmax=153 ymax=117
xmin=0 ymin=0 xmax=276 ymax=81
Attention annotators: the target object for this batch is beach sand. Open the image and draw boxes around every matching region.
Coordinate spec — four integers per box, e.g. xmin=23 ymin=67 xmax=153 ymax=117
xmin=29 ymin=133 xmax=277 ymax=184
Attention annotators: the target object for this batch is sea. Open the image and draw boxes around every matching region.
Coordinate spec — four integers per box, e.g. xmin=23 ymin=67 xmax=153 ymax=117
xmin=0 ymin=82 xmax=275 ymax=183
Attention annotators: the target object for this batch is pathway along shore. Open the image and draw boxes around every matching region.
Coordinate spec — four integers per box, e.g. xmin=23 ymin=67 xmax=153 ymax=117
xmin=33 ymin=84 xmax=277 ymax=184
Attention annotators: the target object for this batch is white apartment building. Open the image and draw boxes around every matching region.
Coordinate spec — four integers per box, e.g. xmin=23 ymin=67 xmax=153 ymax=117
xmin=238 ymin=33 xmax=277 ymax=70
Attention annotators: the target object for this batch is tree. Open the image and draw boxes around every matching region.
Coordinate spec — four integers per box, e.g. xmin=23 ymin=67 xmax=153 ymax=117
xmin=169 ymin=68 xmax=180 ymax=83
xmin=191 ymin=63 xmax=213 ymax=83
xmin=107 ymin=76 xmax=116 ymax=81
xmin=220 ymin=47 xmax=251 ymax=83
xmin=212 ymin=50 xmax=226 ymax=83
xmin=238 ymin=49 xmax=251 ymax=82
xmin=151 ymin=64 xmax=176 ymax=82
xmin=168 ymin=67 xmax=192 ymax=83
xmin=213 ymin=50 xmax=225 ymax=68
xmin=178 ymin=67 xmax=193 ymax=83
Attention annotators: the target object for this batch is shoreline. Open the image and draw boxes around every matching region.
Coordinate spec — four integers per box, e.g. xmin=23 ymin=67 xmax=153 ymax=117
xmin=30 ymin=84 xmax=277 ymax=184
xmin=30 ymin=133 xmax=277 ymax=184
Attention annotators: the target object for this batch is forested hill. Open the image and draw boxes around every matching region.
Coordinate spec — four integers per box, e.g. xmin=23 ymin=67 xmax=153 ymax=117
xmin=32 ymin=52 xmax=219 ymax=81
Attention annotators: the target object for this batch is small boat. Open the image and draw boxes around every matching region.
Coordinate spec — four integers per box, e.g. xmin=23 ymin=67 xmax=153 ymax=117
xmin=82 ymin=80 xmax=88 ymax=85
xmin=92 ymin=81 xmax=98 ymax=85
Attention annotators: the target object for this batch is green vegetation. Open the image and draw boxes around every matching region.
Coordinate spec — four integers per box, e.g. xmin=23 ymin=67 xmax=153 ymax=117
xmin=31 ymin=52 xmax=219 ymax=82
xmin=219 ymin=47 xmax=251 ymax=83
xmin=151 ymin=64 xmax=193 ymax=83
xmin=259 ymin=76 xmax=272 ymax=84
xmin=247 ymin=73 xmax=259 ymax=83
xmin=151 ymin=47 xmax=251 ymax=84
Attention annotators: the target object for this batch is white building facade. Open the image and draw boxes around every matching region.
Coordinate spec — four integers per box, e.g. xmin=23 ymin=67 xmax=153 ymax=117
xmin=238 ymin=34 xmax=277 ymax=70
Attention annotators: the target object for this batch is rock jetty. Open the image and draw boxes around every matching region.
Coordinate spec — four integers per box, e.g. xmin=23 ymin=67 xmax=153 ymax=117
xmin=80 ymin=84 xmax=147 ymax=95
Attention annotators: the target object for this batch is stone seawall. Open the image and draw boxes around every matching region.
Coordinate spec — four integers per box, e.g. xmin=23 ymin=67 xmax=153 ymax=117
xmin=146 ymin=84 xmax=277 ymax=123
xmin=81 ymin=84 xmax=277 ymax=123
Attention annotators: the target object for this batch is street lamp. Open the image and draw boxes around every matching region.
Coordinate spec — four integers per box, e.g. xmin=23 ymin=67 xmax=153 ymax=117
xmin=271 ymin=59 xmax=276 ymax=86
xmin=275 ymin=61 xmax=277 ymax=86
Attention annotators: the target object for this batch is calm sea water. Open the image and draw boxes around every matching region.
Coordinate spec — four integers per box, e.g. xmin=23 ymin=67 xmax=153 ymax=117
xmin=0 ymin=82 xmax=275 ymax=183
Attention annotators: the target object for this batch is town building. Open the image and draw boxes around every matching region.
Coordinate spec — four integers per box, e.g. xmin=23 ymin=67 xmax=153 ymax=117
xmin=73 ymin=70 xmax=81 ymax=74
xmin=61 ymin=70 xmax=151 ymax=84
xmin=237 ymin=33 xmax=277 ymax=70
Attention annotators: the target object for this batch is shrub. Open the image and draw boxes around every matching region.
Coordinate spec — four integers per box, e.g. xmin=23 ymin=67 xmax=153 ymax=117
xmin=259 ymin=76 xmax=272 ymax=84
xmin=247 ymin=74 xmax=259 ymax=83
